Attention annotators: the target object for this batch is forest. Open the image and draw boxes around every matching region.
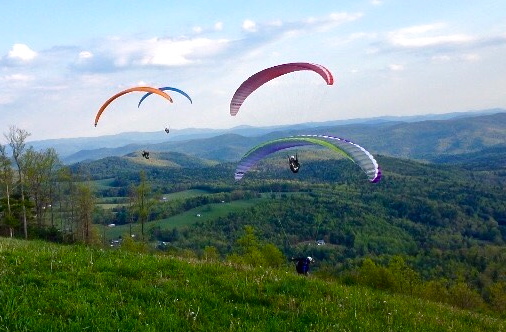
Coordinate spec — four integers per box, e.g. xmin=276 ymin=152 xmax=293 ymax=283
xmin=0 ymin=121 xmax=505 ymax=316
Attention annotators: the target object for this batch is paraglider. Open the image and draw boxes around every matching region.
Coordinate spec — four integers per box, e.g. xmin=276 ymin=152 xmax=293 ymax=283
xmin=234 ymin=134 xmax=381 ymax=183
xmin=164 ymin=128 xmax=170 ymax=134
xmin=230 ymin=62 xmax=334 ymax=116
xmin=291 ymin=256 xmax=314 ymax=275
xmin=138 ymin=87 xmax=192 ymax=108
xmin=142 ymin=151 xmax=150 ymax=159
xmin=94 ymin=87 xmax=173 ymax=127
xmin=288 ymin=153 xmax=300 ymax=173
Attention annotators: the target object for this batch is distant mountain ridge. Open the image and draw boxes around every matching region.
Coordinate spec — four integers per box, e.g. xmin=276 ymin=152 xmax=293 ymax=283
xmin=26 ymin=109 xmax=506 ymax=164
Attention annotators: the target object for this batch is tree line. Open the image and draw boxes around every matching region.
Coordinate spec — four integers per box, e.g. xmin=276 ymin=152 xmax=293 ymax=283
xmin=0 ymin=126 xmax=95 ymax=243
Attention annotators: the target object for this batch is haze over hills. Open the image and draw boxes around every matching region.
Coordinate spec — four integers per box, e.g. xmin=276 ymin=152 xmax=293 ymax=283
xmin=26 ymin=109 xmax=506 ymax=164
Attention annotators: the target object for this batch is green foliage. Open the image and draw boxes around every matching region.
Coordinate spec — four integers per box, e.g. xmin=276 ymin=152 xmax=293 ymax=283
xmin=231 ymin=226 xmax=285 ymax=268
xmin=202 ymin=245 xmax=220 ymax=261
xmin=120 ymin=236 xmax=151 ymax=254
xmin=347 ymin=256 xmax=495 ymax=314
xmin=486 ymin=281 xmax=506 ymax=313
xmin=261 ymin=243 xmax=285 ymax=268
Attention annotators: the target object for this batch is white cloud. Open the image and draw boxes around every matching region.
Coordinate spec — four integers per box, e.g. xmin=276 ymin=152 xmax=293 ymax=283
xmin=431 ymin=53 xmax=480 ymax=63
xmin=388 ymin=64 xmax=404 ymax=71
xmin=78 ymin=51 xmax=93 ymax=59
xmin=214 ymin=22 xmax=223 ymax=31
xmin=242 ymin=19 xmax=257 ymax=32
xmin=329 ymin=12 xmax=362 ymax=24
xmin=370 ymin=0 xmax=383 ymax=5
xmin=138 ymin=37 xmax=229 ymax=66
xmin=7 ymin=44 xmax=37 ymax=61
xmin=0 ymin=94 xmax=15 ymax=105
xmin=68 ymin=12 xmax=363 ymax=73
xmin=388 ymin=23 xmax=474 ymax=48
xmin=76 ymin=51 xmax=94 ymax=65
xmin=431 ymin=55 xmax=452 ymax=62
xmin=462 ymin=53 xmax=480 ymax=61
xmin=2 ymin=73 xmax=34 ymax=82
xmin=72 ymin=36 xmax=231 ymax=71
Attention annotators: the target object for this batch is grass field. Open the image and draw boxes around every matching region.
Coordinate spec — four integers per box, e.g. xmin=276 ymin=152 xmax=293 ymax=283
xmin=160 ymin=189 xmax=212 ymax=200
xmin=0 ymin=238 xmax=504 ymax=331
xmin=96 ymin=189 xmax=213 ymax=207
xmin=89 ymin=178 xmax=116 ymax=190
xmin=102 ymin=198 xmax=266 ymax=241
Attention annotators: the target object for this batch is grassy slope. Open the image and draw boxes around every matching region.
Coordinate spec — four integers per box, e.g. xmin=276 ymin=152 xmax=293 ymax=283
xmin=0 ymin=238 xmax=504 ymax=331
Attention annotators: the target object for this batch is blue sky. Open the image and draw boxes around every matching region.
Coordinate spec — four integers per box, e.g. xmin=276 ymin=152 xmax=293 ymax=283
xmin=1 ymin=0 xmax=505 ymax=141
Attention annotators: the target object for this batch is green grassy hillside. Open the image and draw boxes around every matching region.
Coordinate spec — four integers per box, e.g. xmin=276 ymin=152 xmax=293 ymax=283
xmin=0 ymin=238 xmax=504 ymax=331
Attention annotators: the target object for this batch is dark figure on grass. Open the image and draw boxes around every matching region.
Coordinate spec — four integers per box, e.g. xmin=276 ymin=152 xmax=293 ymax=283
xmin=291 ymin=256 xmax=313 ymax=275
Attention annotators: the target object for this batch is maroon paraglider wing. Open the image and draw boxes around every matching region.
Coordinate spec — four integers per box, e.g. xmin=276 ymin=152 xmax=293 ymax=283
xmin=229 ymin=62 xmax=334 ymax=116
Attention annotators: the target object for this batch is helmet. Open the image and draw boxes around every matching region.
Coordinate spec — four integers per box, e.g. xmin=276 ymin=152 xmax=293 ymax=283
xmin=307 ymin=256 xmax=314 ymax=262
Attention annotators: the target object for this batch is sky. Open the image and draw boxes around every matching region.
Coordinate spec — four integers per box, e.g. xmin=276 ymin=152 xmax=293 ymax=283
xmin=1 ymin=0 xmax=505 ymax=141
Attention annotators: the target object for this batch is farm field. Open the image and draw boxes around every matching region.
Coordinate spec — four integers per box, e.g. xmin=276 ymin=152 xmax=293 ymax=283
xmin=101 ymin=197 xmax=267 ymax=241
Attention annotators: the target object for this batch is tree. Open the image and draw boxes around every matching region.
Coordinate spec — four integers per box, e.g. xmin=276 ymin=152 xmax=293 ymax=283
xmin=448 ymin=282 xmax=485 ymax=310
xmin=203 ymin=246 xmax=220 ymax=261
xmin=388 ymin=256 xmax=420 ymax=295
xmin=260 ymin=243 xmax=285 ymax=267
xmin=75 ymin=183 xmax=96 ymax=244
xmin=5 ymin=126 xmax=30 ymax=239
xmin=232 ymin=225 xmax=285 ymax=267
xmin=0 ymin=144 xmax=15 ymax=237
xmin=56 ymin=166 xmax=77 ymax=242
xmin=486 ymin=281 xmax=506 ymax=314
xmin=134 ymin=171 xmax=152 ymax=239
xmin=358 ymin=258 xmax=395 ymax=290
xmin=22 ymin=147 xmax=60 ymax=229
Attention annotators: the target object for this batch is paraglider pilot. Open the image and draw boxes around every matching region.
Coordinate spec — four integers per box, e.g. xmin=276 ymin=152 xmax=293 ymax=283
xmin=142 ymin=150 xmax=150 ymax=159
xmin=288 ymin=153 xmax=300 ymax=173
xmin=291 ymin=256 xmax=313 ymax=275
xmin=164 ymin=128 xmax=170 ymax=134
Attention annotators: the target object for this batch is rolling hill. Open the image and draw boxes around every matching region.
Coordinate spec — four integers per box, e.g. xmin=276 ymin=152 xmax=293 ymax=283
xmin=27 ymin=109 xmax=506 ymax=164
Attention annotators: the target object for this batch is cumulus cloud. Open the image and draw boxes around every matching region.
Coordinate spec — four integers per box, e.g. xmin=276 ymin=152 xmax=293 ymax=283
xmin=242 ymin=19 xmax=257 ymax=32
xmin=139 ymin=37 xmax=229 ymax=66
xmin=431 ymin=55 xmax=452 ymax=62
xmin=72 ymin=36 xmax=231 ymax=71
xmin=232 ymin=11 xmax=362 ymax=54
xmin=2 ymin=73 xmax=34 ymax=82
xmin=388 ymin=23 xmax=474 ymax=48
xmin=379 ymin=22 xmax=506 ymax=62
xmin=388 ymin=64 xmax=404 ymax=71
xmin=189 ymin=22 xmax=223 ymax=35
xmin=214 ymin=22 xmax=223 ymax=31
xmin=329 ymin=12 xmax=362 ymax=23
xmin=78 ymin=51 xmax=93 ymax=60
xmin=431 ymin=53 xmax=481 ymax=63
xmin=8 ymin=44 xmax=37 ymax=61
xmin=462 ymin=53 xmax=480 ymax=61
xmin=69 ymin=12 xmax=361 ymax=73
